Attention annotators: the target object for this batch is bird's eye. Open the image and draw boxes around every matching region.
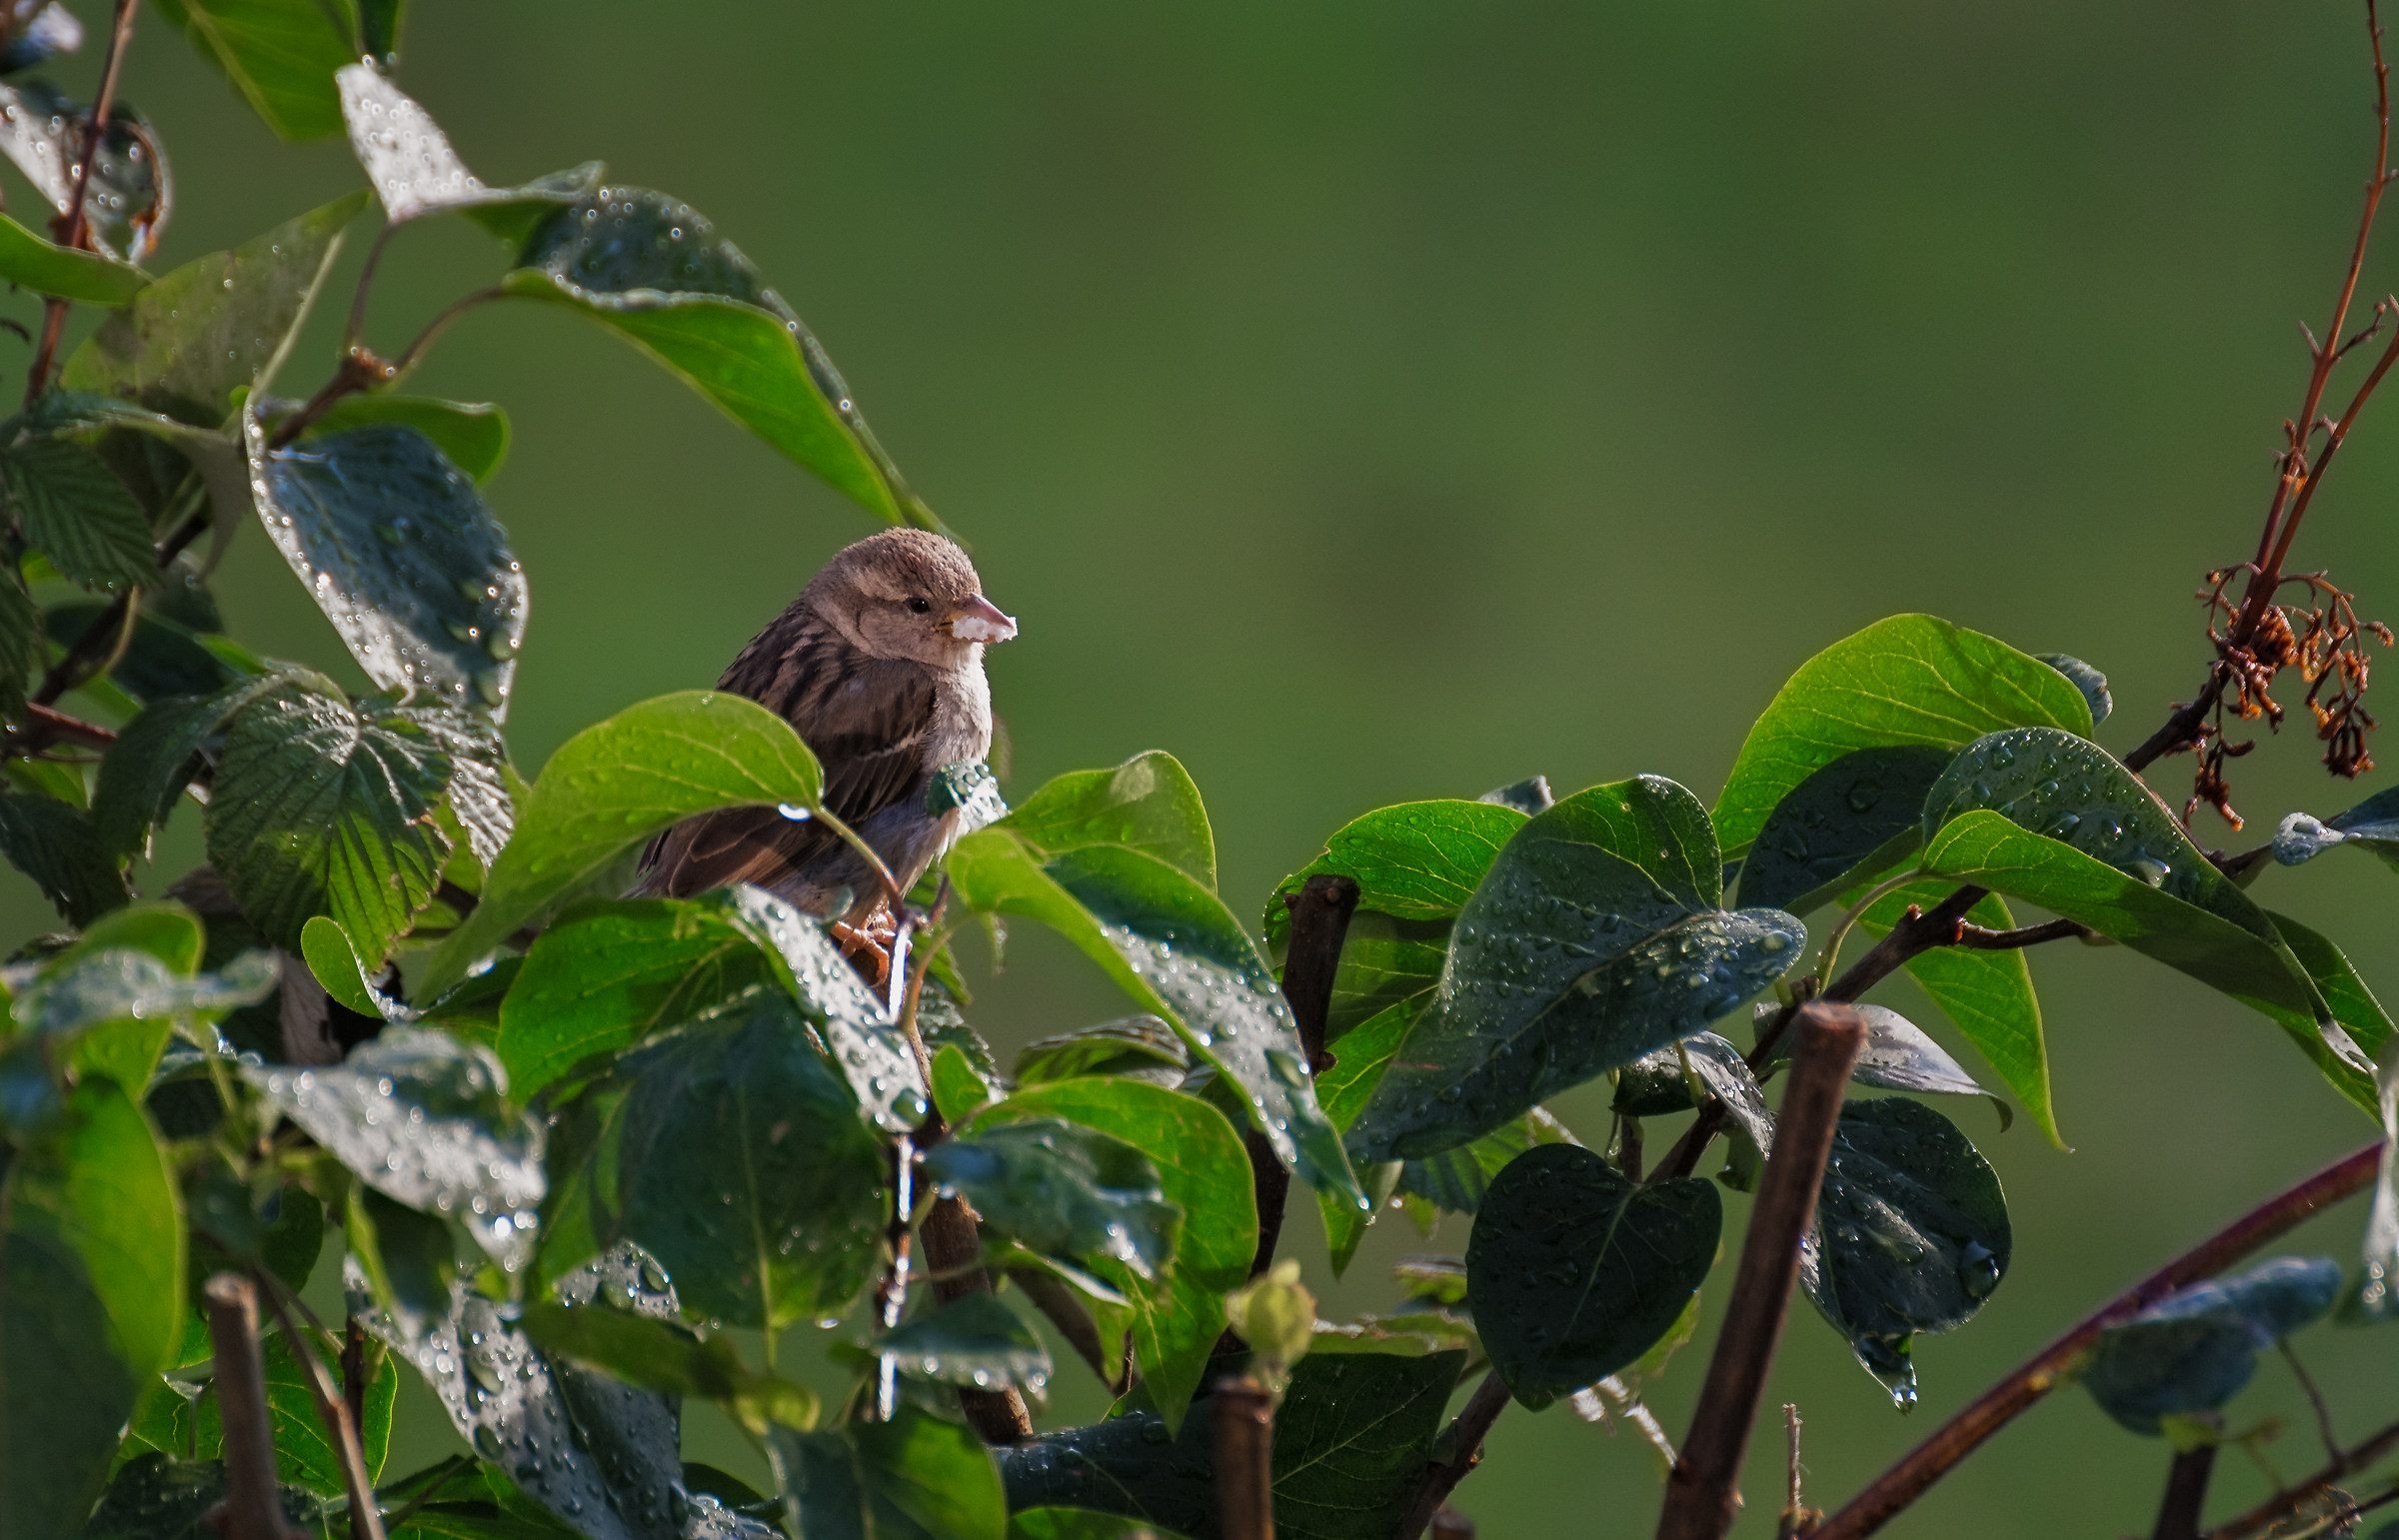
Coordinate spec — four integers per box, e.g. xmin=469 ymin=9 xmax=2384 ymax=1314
xmin=908 ymin=597 xmax=932 ymax=615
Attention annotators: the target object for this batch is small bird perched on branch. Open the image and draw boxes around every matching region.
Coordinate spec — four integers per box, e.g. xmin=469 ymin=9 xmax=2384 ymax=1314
xmin=637 ymin=529 xmax=1016 ymax=961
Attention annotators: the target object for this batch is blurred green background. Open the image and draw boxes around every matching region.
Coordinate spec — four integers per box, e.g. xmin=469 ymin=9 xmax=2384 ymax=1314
xmin=16 ymin=1 xmax=2399 ymax=1534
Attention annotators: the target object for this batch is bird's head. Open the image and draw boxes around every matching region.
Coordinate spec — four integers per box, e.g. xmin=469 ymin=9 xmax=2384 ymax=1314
xmin=807 ymin=529 xmax=1018 ymax=666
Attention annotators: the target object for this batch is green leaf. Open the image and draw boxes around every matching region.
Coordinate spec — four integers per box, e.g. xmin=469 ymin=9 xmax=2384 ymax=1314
xmin=518 ymin=1299 xmax=818 ymax=1435
xmin=998 ymin=1351 xmax=1465 ymax=1540
xmin=931 ymin=1042 xmax=994 ymax=1122
xmin=358 ymin=1243 xmax=700 ymax=1540
xmin=0 ymin=209 xmax=145 ymax=304
xmin=541 ymin=993 xmax=885 ymax=1331
xmin=924 ymin=1119 xmax=1180 ymax=1281
xmin=151 ymin=0 xmax=357 ymax=141
xmin=27 ymin=943 xmax=274 ymax=1096
xmin=417 ymin=691 xmax=824 ymax=999
xmin=871 ymin=1292 xmax=1052 ymax=1394
xmin=0 ymin=1079 xmax=184 ymax=1539
xmin=1264 ymin=797 xmax=1525 ymax=937
xmin=1760 ymin=1002 xmax=2012 ymax=1132
xmin=168 ymin=1326 xmax=399 ymax=1493
xmin=1735 ymin=746 xmax=1954 ymax=915
xmin=969 ymin=1078 xmax=1253 ymax=1430
xmin=2271 ymin=911 xmax=2396 ymax=1069
xmin=1396 ymin=1105 xmax=1577 ymax=1217
xmin=1011 ymin=1512 xmax=1194 ymax=1540
xmin=1348 ymin=776 xmax=1804 ymax=1162
xmin=46 ymin=604 xmax=242 ymax=705
xmin=771 ymin=1405 xmax=1007 ymax=1540
xmin=246 ymin=1027 xmax=543 ymax=1268
xmin=1713 ymin=615 xmax=2094 ymax=858
xmin=1466 ymin=1144 xmax=1719 ymax=1409
xmin=1015 ymin=1015 xmax=1189 ymax=1088
xmin=4 ymin=436 xmax=155 ymax=591
xmin=2081 ymin=1257 xmax=2341 ymax=1434
xmin=1800 ymin=1098 xmax=2011 ymax=1409
xmin=0 ymin=564 xmax=36 ymax=720
xmin=250 ymin=422 xmax=527 ymax=717
xmin=503 ymin=185 xmax=935 ymax=530
xmin=79 ymin=1454 xmax=327 ymax=1540
xmin=302 ymin=395 xmax=511 ymax=482
xmin=92 ymin=680 xmax=268 ymax=864
xmin=204 ymin=682 xmax=454 ymax=958
xmin=1308 ymin=999 xmax=1418 ymax=1274
xmin=61 ymin=193 xmax=369 ymax=425
xmin=0 ymin=789 xmax=128 ymax=923
xmin=994 ymin=751 xmax=1215 ymax=890
xmin=336 ymin=65 xmax=599 ymax=234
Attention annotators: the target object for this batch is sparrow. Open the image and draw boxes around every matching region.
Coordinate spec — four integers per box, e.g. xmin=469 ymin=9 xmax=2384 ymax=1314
xmin=636 ymin=529 xmax=1017 ymax=945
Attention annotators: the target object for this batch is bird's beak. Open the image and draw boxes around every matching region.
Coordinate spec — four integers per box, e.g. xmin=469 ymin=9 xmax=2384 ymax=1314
xmin=947 ymin=595 xmax=1018 ymax=645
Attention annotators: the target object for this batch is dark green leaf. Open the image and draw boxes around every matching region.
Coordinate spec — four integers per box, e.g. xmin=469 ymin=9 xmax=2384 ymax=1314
xmin=302 ymin=394 xmax=511 ymax=482
xmin=205 ymin=681 xmax=454 ymax=958
xmin=0 ymin=789 xmax=127 ymax=923
xmin=969 ymin=1078 xmax=1253 ymax=1429
xmin=92 ymin=681 xmax=260 ymax=863
xmin=1465 ymin=1144 xmax=1719 ymax=1409
xmin=951 ymin=760 xmax=1358 ymax=1211
xmin=1801 ymin=1098 xmax=2011 ymax=1409
xmin=1759 ymin=1002 xmax=2011 ymax=1131
xmin=1 ymin=1080 xmax=184 ymax=1538
xmin=5 ymin=435 xmax=155 ymax=590
xmin=872 ymin=1291 xmax=1052 ymax=1394
xmin=0 ymin=564 xmax=35 ymax=720
xmin=1608 ymin=1032 xmax=1772 ymax=1157
xmin=151 ymin=0 xmax=355 ymax=141
xmin=48 ymin=604 xmax=242 ymax=704
xmin=771 ymin=1405 xmax=1007 ymax=1540
xmin=2276 ymin=784 xmax=2399 ymax=874
xmin=1713 ymin=615 xmax=2093 ymax=858
xmin=418 ymin=692 xmax=823 ymax=999
xmin=252 ymin=423 xmax=526 ymax=716
xmin=518 ymin=1299 xmax=817 ymax=1434
xmin=925 ymin=1119 xmax=1180 ymax=1281
xmin=78 ymin=1454 xmax=326 ymax=1539
xmin=1015 ymin=1015 xmax=1188 ymax=1087
xmin=2082 ymin=1257 xmax=2341 ymax=1434
xmin=61 ymin=193 xmax=369 ymax=425
xmin=1735 ymin=746 xmax=1952 ymax=915
xmin=541 ymin=993 xmax=885 ymax=1330
xmin=246 ymin=1027 xmax=542 ymax=1267
xmin=2036 ymin=653 xmax=2112 ymax=727
xmin=504 ymin=184 xmax=933 ymax=530
xmin=0 ymin=80 xmax=164 ymax=264
xmin=1396 ymin=1105 xmax=1576 ymax=1217
xmin=1349 ymin=776 xmax=1803 ymax=1162
xmin=0 ymin=207 xmax=145 ymax=303
xmin=336 ymin=65 xmax=597 ymax=234
xmin=18 ymin=940 xmax=272 ymax=1096
xmin=357 ymin=0 xmax=402 ymax=59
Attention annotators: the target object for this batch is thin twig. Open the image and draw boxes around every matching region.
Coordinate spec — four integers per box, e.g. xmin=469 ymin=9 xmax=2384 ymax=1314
xmin=1778 ymin=1404 xmax=1818 ymax=1539
xmin=1814 ymin=1140 xmax=2383 ymax=1540
xmin=253 ymin=1269 xmax=388 ymax=1540
xmin=1397 ymin=1369 xmax=1513 ymax=1540
xmin=2154 ymin=1445 xmax=2219 ymax=1540
xmin=1657 ymin=1003 xmax=1864 ymax=1540
xmin=2200 ymin=1414 xmax=2399 ymax=1538
xmin=1952 ymin=917 xmax=2091 ymax=949
xmin=204 ymin=1273 xmax=297 ymax=1540
xmin=1213 ymin=1374 xmax=1275 ymax=1540
xmin=2279 ymin=1339 xmax=2344 ymax=1465
xmin=342 ymin=1316 xmax=369 ymax=1540
xmin=22 ymin=0 xmax=135 ymax=407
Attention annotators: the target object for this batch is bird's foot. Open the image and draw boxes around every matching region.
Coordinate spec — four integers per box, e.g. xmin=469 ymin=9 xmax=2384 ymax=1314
xmin=830 ymin=917 xmax=894 ymax=988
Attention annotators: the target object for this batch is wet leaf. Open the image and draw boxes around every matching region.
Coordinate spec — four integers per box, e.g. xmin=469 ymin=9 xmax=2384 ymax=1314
xmin=78 ymin=1454 xmax=327 ymax=1540
xmin=1714 ymin=615 xmax=2093 ymax=858
xmin=337 ymin=64 xmax=599 ymax=231
xmin=1800 ymin=1098 xmax=2011 ymax=1409
xmin=299 ymin=394 xmax=511 ymax=483
xmin=998 ymin=1350 xmax=1464 ymax=1540
xmin=1263 ymin=798 xmax=1526 ymax=940
xmin=204 ymin=681 xmax=455 ymax=959
xmin=2082 ymin=1256 xmax=2341 ymax=1434
xmin=0 ymin=79 xmax=165 ymax=263
xmin=417 ymin=692 xmax=823 ymax=999
xmin=871 ymin=1291 xmax=1052 ymax=1395
xmin=1735 ymin=746 xmax=1953 ymax=916
xmin=250 ymin=421 xmax=527 ymax=718
xmin=62 ymin=193 xmax=368 ymax=426
xmin=0 ymin=789 xmax=127 ymax=923
xmin=969 ymin=1077 xmax=1251 ymax=1431
xmin=151 ymin=0 xmax=357 ymax=141
xmin=0 ymin=1080 xmax=184 ymax=1539
xmin=4 ymin=435 xmax=154 ymax=591
xmin=771 ymin=1404 xmax=1007 ymax=1540
xmin=950 ymin=756 xmax=1358 ymax=1212
xmin=925 ymin=1118 xmax=1180 ymax=1282
xmin=519 ymin=1299 xmax=817 ymax=1436
xmin=2036 ymin=653 xmax=2112 ymax=727
xmin=1759 ymin=1002 xmax=2011 ymax=1131
xmin=503 ymin=184 xmax=933 ymax=530
xmin=47 ymin=604 xmax=242 ymax=705
xmin=540 ymin=993 xmax=884 ymax=1331
xmin=0 ymin=207 xmax=144 ymax=303
xmin=926 ymin=759 xmax=1010 ymax=835
xmin=1396 ymin=1105 xmax=1577 ymax=1217
xmin=1010 ymin=1511 xmax=1193 ymax=1540
xmin=1348 ymin=776 xmax=1803 ymax=1162
xmin=136 ymin=1325 xmax=399 ymax=1493
xmin=1478 ymin=775 xmax=1554 ymax=814
xmin=1016 ymin=1015 xmax=1189 ymax=1087
xmin=23 ymin=941 xmax=272 ymax=1094
xmin=1465 ymin=1143 xmax=1719 ymax=1409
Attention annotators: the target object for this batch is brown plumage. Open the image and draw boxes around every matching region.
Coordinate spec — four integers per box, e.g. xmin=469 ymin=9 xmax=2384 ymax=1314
xmin=636 ymin=529 xmax=1016 ymax=920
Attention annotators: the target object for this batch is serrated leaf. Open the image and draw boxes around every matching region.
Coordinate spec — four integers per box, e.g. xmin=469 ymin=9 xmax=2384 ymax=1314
xmin=1714 ymin=615 xmax=2093 ymax=858
xmin=924 ymin=1118 xmax=1180 ymax=1281
xmin=1800 ymin=1098 xmax=2011 ymax=1409
xmin=0 ymin=788 xmax=127 ymax=923
xmin=771 ymin=1404 xmax=1007 ymax=1540
xmin=204 ymin=682 xmax=454 ymax=958
xmin=540 ymin=993 xmax=885 ymax=1331
xmin=969 ymin=1078 xmax=1252 ymax=1431
xmin=151 ymin=0 xmax=357 ymax=141
xmin=0 ymin=564 xmax=36 ymax=720
xmin=61 ymin=192 xmax=368 ymax=425
xmin=504 ymin=185 xmax=933 ymax=530
xmin=417 ymin=692 xmax=823 ymax=999
xmin=0 ymin=207 xmax=145 ymax=303
xmin=1465 ymin=1144 xmax=1719 ymax=1409
xmin=1735 ymin=746 xmax=1953 ymax=915
xmin=4 ymin=435 xmax=153 ymax=590
xmin=1349 ymin=776 xmax=1803 ymax=1162
xmin=92 ymin=679 xmax=266 ymax=863
xmin=302 ymin=394 xmax=511 ymax=482
xmin=871 ymin=1292 xmax=1052 ymax=1394
xmin=2083 ymin=1256 xmax=2341 ymax=1434
xmin=0 ymin=1079 xmax=184 ymax=1538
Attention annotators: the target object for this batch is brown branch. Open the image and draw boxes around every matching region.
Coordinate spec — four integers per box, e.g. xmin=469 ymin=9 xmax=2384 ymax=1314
xmin=342 ymin=1316 xmax=369 ymax=1540
xmin=1813 ymin=1139 xmax=2383 ymax=1540
xmin=1657 ymin=1003 xmax=1864 ymax=1540
xmin=1281 ymin=873 xmax=1359 ymax=1070
xmin=23 ymin=0 xmax=135 ymax=408
xmin=2201 ymin=1413 xmax=2399 ymax=1539
xmin=1010 ymin=1265 xmax=1130 ymax=1395
xmin=921 ymin=1192 xmax=1035 ymax=1443
xmin=252 ymin=1268 xmax=387 ymax=1540
xmin=204 ymin=1272 xmax=300 ymax=1540
xmin=2279 ymin=1339 xmax=2343 ymax=1466
xmin=1397 ymin=1368 xmax=1512 ymax=1540
xmin=1213 ymin=1374 xmax=1276 ymax=1540
xmin=1953 ymin=917 xmax=2090 ymax=949
xmin=2153 ymin=1445 xmax=2218 ymax=1540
